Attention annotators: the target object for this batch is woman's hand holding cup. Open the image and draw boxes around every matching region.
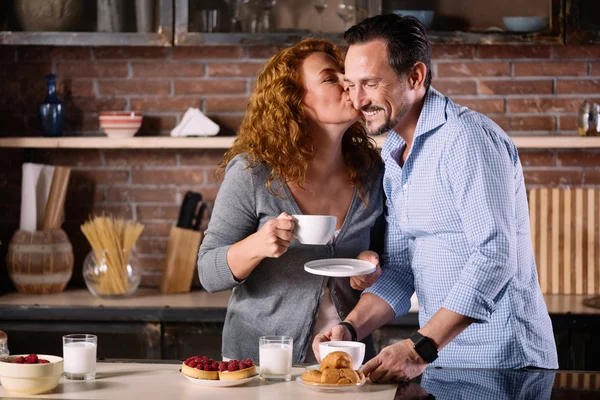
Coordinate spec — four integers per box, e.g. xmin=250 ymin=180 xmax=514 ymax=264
xmin=253 ymin=212 xmax=295 ymax=258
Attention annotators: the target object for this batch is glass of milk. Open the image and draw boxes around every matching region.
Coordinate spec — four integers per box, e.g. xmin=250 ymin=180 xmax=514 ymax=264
xmin=62 ymin=334 xmax=97 ymax=380
xmin=259 ymin=336 xmax=293 ymax=381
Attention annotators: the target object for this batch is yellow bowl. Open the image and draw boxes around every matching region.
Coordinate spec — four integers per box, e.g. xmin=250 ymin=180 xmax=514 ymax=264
xmin=0 ymin=354 xmax=63 ymax=395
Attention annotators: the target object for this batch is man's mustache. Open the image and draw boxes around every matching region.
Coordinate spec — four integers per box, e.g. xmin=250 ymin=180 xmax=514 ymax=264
xmin=360 ymin=106 xmax=383 ymax=113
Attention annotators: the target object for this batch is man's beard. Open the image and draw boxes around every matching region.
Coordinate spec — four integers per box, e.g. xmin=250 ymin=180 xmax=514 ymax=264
xmin=363 ymin=107 xmax=404 ymax=136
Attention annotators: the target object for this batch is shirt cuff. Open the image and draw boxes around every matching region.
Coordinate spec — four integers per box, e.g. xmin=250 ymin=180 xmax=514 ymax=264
xmin=442 ymin=282 xmax=495 ymax=323
xmin=364 ymin=280 xmax=412 ymax=318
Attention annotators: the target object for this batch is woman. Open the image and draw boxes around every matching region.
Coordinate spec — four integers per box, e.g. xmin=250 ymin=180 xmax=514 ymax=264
xmin=198 ymin=38 xmax=385 ymax=363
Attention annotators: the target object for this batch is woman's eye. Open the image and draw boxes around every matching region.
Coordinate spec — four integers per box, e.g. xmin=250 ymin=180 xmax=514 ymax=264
xmin=324 ymin=77 xmax=337 ymax=83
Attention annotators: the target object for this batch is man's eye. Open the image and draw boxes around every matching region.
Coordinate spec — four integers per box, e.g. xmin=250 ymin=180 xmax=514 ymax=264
xmin=366 ymin=83 xmax=377 ymax=88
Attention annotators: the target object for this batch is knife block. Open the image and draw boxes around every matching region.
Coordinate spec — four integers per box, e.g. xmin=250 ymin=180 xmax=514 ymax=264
xmin=160 ymin=226 xmax=203 ymax=293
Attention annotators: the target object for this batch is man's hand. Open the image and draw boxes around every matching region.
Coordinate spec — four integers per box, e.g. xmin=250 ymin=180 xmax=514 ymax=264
xmin=311 ymin=324 xmax=352 ymax=362
xmin=350 ymin=250 xmax=382 ymax=290
xmin=361 ymin=339 xmax=428 ymax=383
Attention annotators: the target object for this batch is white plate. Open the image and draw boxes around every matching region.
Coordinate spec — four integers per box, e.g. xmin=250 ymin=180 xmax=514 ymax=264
xmin=180 ymin=370 xmax=257 ymax=387
xmin=304 ymin=258 xmax=376 ymax=277
xmin=296 ymin=375 xmax=366 ymax=391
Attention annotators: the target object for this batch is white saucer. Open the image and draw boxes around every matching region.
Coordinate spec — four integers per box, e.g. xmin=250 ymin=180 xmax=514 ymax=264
xmin=304 ymin=258 xmax=376 ymax=277
xmin=180 ymin=370 xmax=257 ymax=387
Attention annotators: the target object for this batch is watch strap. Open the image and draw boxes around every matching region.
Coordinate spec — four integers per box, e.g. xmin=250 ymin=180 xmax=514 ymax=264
xmin=338 ymin=321 xmax=358 ymax=342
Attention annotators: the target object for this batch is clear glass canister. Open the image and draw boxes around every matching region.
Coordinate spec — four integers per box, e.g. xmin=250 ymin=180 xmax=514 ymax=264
xmin=0 ymin=330 xmax=9 ymax=360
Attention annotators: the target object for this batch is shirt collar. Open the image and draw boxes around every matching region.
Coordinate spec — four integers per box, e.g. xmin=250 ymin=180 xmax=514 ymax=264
xmin=414 ymin=86 xmax=448 ymax=139
xmin=381 ymin=86 xmax=448 ymax=160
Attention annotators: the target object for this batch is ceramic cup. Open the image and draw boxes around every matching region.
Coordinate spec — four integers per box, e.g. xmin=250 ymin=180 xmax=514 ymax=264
xmin=291 ymin=215 xmax=337 ymax=245
xmin=319 ymin=341 xmax=365 ymax=370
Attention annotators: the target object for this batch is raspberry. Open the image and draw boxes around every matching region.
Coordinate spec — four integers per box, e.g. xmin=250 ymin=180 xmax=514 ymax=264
xmin=211 ymin=361 xmax=219 ymax=370
xmin=187 ymin=360 xmax=197 ymax=368
xmin=25 ymin=354 xmax=38 ymax=364
xmin=185 ymin=356 xmax=195 ymax=364
xmin=239 ymin=361 xmax=247 ymax=370
xmin=13 ymin=356 xmax=25 ymax=364
xmin=204 ymin=364 xmax=212 ymax=371
xmin=195 ymin=363 xmax=204 ymax=370
xmin=228 ymin=362 xmax=239 ymax=372
xmin=200 ymin=356 xmax=209 ymax=364
xmin=219 ymin=362 xmax=228 ymax=372
xmin=38 ymin=359 xmax=50 ymax=364
xmin=245 ymin=359 xmax=253 ymax=366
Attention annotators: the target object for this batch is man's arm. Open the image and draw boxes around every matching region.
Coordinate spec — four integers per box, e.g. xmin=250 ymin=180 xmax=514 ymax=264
xmin=345 ymin=293 xmax=395 ymax=340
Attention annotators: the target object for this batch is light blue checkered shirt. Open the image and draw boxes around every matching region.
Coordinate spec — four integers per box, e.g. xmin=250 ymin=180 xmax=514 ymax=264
xmin=365 ymin=87 xmax=558 ymax=369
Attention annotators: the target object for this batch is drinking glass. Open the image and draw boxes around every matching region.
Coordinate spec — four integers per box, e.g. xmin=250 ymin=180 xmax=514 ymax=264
xmin=62 ymin=334 xmax=97 ymax=380
xmin=336 ymin=0 xmax=355 ymax=30
xmin=259 ymin=336 xmax=293 ymax=381
xmin=313 ymin=0 xmax=327 ymax=32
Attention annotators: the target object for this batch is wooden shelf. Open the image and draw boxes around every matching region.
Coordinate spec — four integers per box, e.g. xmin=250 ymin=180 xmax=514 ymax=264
xmin=0 ymin=136 xmax=236 ymax=149
xmin=0 ymin=136 xmax=599 ymax=150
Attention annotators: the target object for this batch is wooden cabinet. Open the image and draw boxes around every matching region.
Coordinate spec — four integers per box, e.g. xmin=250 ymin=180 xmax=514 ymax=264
xmin=0 ymin=0 xmax=173 ymax=46
xmin=2 ymin=321 xmax=161 ymax=359
xmin=0 ymin=1 xmax=597 ymax=46
xmin=566 ymin=0 xmax=600 ymax=44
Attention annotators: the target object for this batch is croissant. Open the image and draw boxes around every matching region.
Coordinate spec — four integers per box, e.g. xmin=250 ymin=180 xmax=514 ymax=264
xmin=319 ymin=351 xmax=353 ymax=371
xmin=321 ymin=367 xmax=360 ymax=384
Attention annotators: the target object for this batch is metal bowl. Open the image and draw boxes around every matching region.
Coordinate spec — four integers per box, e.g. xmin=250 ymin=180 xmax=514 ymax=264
xmin=503 ymin=16 xmax=549 ymax=33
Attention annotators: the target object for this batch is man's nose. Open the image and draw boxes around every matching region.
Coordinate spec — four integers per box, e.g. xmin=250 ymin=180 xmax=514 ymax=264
xmin=351 ymin=86 xmax=369 ymax=110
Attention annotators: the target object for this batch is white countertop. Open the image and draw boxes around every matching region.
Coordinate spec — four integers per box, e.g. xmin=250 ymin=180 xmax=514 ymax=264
xmin=0 ymin=362 xmax=398 ymax=399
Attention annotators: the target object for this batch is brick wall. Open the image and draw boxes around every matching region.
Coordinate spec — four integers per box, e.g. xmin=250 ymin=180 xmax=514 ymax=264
xmin=1 ymin=44 xmax=600 ymax=291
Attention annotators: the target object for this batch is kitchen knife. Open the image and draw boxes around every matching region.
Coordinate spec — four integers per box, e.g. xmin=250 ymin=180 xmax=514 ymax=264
xmin=177 ymin=191 xmax=202 ymax=229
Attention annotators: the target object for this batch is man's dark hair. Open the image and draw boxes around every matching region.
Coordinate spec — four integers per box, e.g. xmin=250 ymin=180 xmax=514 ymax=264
xmin=344 ymin=13 xmax=432 ymax=88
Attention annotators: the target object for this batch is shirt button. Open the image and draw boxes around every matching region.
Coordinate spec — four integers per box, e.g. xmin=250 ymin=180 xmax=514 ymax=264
xmin=403 ymin=184 xmax=408 ymax=190
xmin=331 ymin=289 xmax=336 ymax=295
xmin=338 ymin=311 xmax=344 ymax=317
xmin=401 ymin=217 xmax=408 ymax=223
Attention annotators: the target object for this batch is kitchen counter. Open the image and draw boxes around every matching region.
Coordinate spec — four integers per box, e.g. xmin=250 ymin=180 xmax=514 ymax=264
xmin=0 ymin=362 xmax=598 ymax=399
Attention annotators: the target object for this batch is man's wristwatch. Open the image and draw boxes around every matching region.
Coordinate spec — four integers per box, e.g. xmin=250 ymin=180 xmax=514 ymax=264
xmin=409 ymin=332 xmax=438 ymax=363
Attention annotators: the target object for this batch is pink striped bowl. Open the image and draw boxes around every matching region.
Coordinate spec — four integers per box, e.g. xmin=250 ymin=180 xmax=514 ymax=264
xmin=99 ymin=111 xmax=143 ymax=138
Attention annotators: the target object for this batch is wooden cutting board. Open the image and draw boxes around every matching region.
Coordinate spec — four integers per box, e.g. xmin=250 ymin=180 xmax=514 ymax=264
xmin=529 ymin=188 xmax=600 ymax=295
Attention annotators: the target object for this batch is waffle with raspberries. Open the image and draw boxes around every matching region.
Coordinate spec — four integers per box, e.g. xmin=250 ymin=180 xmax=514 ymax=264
xmin=181 ymin=356 xmax=257 ymax=380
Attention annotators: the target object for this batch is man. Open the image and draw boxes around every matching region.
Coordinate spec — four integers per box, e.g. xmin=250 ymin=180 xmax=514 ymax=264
xmin=313 ymin=13 xmax=558 ymax=382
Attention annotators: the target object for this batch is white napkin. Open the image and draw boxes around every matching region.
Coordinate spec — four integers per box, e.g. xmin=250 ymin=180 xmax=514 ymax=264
xmin=20 ymin=163 xmax=55 ymax=232
xmin=170 ymin=108 xmax=220 ymax=137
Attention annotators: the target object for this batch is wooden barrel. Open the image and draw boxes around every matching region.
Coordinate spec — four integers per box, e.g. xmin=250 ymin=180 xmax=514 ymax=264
xmin=6 ymin=229 xmax=74 ymax=294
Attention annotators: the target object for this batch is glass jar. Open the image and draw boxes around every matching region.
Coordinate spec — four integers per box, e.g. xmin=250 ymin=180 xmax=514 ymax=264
xmin=0 ymin=330 xmax=9 ymax=360
xmin=83 ymin=249 xmax=141 ymax=299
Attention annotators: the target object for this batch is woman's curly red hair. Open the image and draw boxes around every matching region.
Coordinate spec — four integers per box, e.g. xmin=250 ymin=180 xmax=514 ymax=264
xmin=219 ymin=38 xmax=380 ymax=199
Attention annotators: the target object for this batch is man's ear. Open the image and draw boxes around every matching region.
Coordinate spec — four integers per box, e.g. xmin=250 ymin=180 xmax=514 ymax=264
xmin=410 ymin=62 xmax=427 ymax=90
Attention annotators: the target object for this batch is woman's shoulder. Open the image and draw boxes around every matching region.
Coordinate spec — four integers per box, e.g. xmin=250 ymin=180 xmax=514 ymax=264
xmin=225 ymin=153 xmax=270 ymax=180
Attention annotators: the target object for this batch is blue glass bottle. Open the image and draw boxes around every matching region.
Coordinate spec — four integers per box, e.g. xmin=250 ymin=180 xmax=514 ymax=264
xmin=39 ymin=74 xmax=65 ymax=137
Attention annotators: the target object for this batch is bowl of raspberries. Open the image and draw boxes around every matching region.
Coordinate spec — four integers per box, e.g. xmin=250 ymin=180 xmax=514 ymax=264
xmin=0 ymin=353 xmax=63 ymax=395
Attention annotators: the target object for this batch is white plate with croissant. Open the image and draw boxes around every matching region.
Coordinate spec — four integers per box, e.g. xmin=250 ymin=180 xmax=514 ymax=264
xmin=297 ymin=351 xmax=366 ymax=391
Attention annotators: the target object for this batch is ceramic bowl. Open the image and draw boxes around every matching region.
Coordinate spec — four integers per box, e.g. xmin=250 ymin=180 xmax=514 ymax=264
xmin=99 ymin=111 xmax=143 ymax=138
xmin=0 ymin=355 xmax=63 ymax=395
xmin=319 ymin=341 xmax=365 ymax=370
xmin=392 ymin=10 xmax=434 ymax=29
xmin=503 ymin=16 xmax=549 ymax=33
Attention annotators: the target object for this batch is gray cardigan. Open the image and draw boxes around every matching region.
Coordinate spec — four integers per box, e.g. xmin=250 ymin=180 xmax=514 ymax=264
xmin=198 ymin=154 xmax=385 ymax=363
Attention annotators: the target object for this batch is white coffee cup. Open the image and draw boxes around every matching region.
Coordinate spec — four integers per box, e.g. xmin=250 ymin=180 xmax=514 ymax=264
xmin=319 ymin=341 xmax=365 ymax=370
xmin=292 ymin=215 xmax=337 ymax=245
